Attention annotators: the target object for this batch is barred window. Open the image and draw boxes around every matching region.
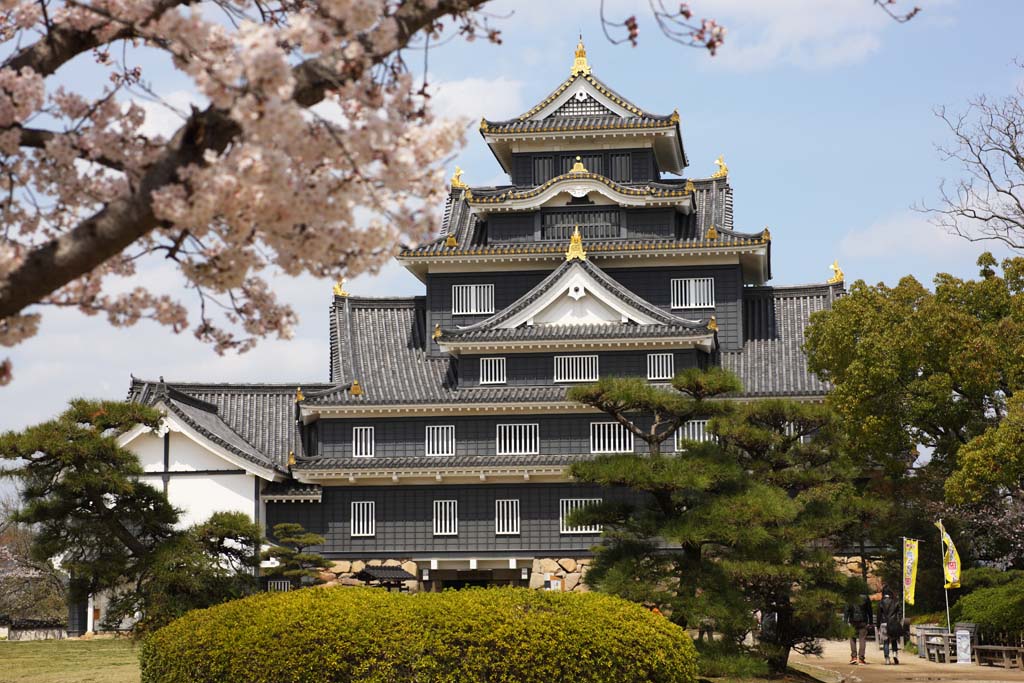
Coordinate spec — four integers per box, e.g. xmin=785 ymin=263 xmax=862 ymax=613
xmin=671 ymin=277 xmax=715 ymax=309
xmin=647 ymin=352 xmax=674 ymax=380
xmin=496 ymin=423 xmax=539 ymax=456
xmin=425 ymin=425 xmax=456 ymax=457
xmin=675 ymin=420 xmax=713 ymax=450
xmin=495 ymin=499 xmax=520 ymax=535
xmin=267 ymin=580 xmax=291 ymax=592
xmin=533 ymin=156 xmax=555 ymax=184
xmin=351 ymin=501 xmax=375 ymax=537
xmin=554 ymin=354 xmax=599 ymax=382
xmin=590 ymin=422 xmax=634 ymax=454
xmin=560 ymin=498 xmax=603 ymax=534
xmin=452 ymin=284 xmax=494 ymax=315
xmin=352 ymin=426 xmax=374 ymax=458
xmin=433 ymin=500 xmax=458 ymax=536
xmin=610 ymin=153 xmax=631 ymax=182
xmin=784 ymin=422 xmax=813 ymax=444
xmin=479 ymin=357 xmax=507 ymax=385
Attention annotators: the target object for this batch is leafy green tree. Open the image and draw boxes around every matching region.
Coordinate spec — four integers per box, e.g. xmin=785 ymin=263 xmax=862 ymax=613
xmin=804 ymin=254 xmax=1024 ymax=573
xmin=104 ymin=511 xmax=262 ymax=635
xmin=262 ymin=523 xmax=330 ymax=588
xmin=569 ymin=370 xmax=858 ymax=674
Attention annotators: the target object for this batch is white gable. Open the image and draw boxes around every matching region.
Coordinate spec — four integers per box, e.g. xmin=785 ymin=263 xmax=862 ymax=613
xmin=497 ymin=264 xmax=667 ymax=329
xmin=530 ymin=79 xmax=635 ymax=121
xmin=549 ymin=92 xmax=616 ymax=118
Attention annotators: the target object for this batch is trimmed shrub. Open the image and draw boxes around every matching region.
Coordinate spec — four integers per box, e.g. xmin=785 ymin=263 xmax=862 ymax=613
xmin=140 ymin=586 xmax=698 ymax=683
xmin=956 ymin=579 xmax=1024 ymax=632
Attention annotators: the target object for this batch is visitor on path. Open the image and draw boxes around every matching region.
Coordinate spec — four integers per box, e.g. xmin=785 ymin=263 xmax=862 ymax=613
xmin=844 ymin=593 xmax=873 ymax=665
xmin=876 ymin=585 xmax=902 ymax=665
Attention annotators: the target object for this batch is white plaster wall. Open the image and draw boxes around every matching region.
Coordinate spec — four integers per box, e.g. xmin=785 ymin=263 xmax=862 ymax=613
xmin=167 ymin=473 xmax=255 ymax=527
xmin=132 ymin=431 xmax=165 ymax=472
xmin=166 ymin=431 xmax=241 ymax=471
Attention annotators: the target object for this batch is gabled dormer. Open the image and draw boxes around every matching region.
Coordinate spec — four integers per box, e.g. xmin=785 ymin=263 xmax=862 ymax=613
xmin=480 ymin=39 xmax=687 ymax=182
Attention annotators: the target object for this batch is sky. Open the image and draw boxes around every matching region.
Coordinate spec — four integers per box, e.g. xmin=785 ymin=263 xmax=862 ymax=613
xmin=3 ymin=0 xmax=1024 ymax=444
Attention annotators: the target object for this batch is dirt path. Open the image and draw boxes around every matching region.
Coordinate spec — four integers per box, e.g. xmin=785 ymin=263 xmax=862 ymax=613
xmin=790 ymin=639 xmax=1024 ymax=683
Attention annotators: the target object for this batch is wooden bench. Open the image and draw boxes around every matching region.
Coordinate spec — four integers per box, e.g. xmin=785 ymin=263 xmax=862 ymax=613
xmin=925 ymin=634 xmax=955 ymax=663
xmin=975 ymin=645 xmax=1024 ymax=669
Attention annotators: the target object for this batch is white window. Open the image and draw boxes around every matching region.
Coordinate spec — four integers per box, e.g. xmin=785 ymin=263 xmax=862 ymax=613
xmin=480 ymin=357 xmax=507 ymax=385
xmin=352 ymin=426 xmax=374 ymax=457
xmin=784 ymin=422 xmax=813 ymax=444
xmin=560 ymin=498 xmax=603 ymax=534
xmin=647 ymin=352 xmax=674 ymax=380
xmin=425 ymin=425 xmax=456 ymax=457
xmin=350 ymin=501 xmax=375 ymax=537
xmin=590 ymin=422 xmax=634 ymax=454
xmin=452 ymin=284 xmax=495 ymax=315
xmin=671 ymin=277 xmax=715 ymax=309
xmin=433 ymin=500 xmax=458 ymax=536
xmin=495 ymin=499 xmax=520 ymax=535
xmin=675 ymin=419 xmax=713 ymax=450
xmin=554 ymin=354 xmax=599 ymax=382
xmin=267 ymin=580 xmax=291 ymax=592
xmin=496 ymin=423 xmax=540 ymax=456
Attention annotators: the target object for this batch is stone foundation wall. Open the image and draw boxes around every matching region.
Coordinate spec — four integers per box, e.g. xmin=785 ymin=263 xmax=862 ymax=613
xmin=321 ymin=558 xmax=420 ymax=592
xmin=528 ymin=557 xmax=591 ymax=592
xmin=834 ymin=555 xmax=884 ymax=594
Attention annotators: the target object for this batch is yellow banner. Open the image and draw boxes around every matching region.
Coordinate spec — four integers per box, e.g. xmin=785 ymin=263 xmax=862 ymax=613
xmin=903 ymin=538 xmax=919 ymax=605
xmin=935 ymin=520 xmax=961 ymax=589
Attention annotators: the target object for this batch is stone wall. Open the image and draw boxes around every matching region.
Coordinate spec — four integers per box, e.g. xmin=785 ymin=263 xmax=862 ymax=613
xmin=834 ymin=555 xmax=885 ymax=594
xmin=322 ymin=558 xmax=419 ymax=592
xmin=528 ymin=557 xmax=591 ymax=592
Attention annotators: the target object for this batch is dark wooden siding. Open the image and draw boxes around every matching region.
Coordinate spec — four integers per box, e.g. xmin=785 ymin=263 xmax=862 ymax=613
xmin=509 ymin=148 xmax=657 ymax=185
xmin=267 ymin=483 xmax=644 ymax=557
xmin=460 ymin=350 xmax=703 ymax=386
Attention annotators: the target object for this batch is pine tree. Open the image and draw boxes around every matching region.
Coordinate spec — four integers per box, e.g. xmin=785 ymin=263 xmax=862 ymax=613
xmin=262 ymin=523 xmax=330 ymax=588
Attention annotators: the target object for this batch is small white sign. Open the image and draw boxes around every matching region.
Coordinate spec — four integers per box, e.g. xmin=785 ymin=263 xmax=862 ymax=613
xmin=956 ymin=629 xmax=972 ymax=665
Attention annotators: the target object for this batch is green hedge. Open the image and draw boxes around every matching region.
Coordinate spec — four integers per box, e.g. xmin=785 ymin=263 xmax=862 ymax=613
xmin=140 ymin=587 xmax=698 ymax=683
xmin=956 ymin=579 xmax=1024 ymax=633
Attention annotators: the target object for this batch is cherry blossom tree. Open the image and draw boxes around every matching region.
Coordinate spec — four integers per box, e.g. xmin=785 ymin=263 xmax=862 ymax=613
xmin=0 ymin=0 xmax=919 ymax=386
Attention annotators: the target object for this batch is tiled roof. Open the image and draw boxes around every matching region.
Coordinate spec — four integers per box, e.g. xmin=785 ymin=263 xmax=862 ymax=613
xmin=481 ymin=113 xmax=676 ymax=135
xmin=400 ymin=177 xmax=745 ymax=258
xmin=262 ymin=481 xmax=322 ymax=501
xmin=128 ymin=379 xmax=331 ymax=469
xmin=722 ymin=283 xmax=842 ymax=397
xmin=440 ymin=258 xmax=709 ymax=343
xmin=293 ymin=452 xmax=593 ymax=471
xmin=467 ymin=171 xmax=695 ymax=204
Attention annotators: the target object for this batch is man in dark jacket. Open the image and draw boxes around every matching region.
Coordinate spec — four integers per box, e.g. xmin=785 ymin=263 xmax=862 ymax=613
xmin=844 ymin=594 xmax=873 ymax=664
xmin=876 ymin=586 xmax=902 ymax=664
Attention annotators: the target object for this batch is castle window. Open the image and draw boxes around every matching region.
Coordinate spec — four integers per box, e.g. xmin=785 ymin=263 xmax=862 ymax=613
xmin=590 ymin=422 xmax=634 ymax=454
xmin=452 ymin=284 xmax=494 ymax=315
xmin=647 ymin=352 xmax=675 ymax=380
xmin=554 ymin=354 xmax=599 ymax=383
xmin=495 ymin=499 xmax=520 ymax=535
xmin=496 ymin=423 xmax=539 ymax=456
xmin=352 ymin=426 xmax=374 ymax=457
xmin=533 ymin=156 xmax=555 ymax=184
xmin=560 ymin=498 xmax=603 ymax=534
xmin=675 ymin=420 xmax=713 ymax=451
xmin=433 ymin=500 xmax=458 ymax=536
xmin=671 ymin=277 xmax=715 ymax=309
xmin=350 ymin=501 xmax=375 ymax=537
xmin=479 ymin=357 xmax=507 ymax=385
xmin=610 ymin=153 xmax=631 ymax=182
xmin=425 ymin=425 xmax=456 ymax=457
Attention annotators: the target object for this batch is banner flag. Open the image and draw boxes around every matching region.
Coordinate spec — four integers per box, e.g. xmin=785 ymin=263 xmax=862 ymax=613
xmin=935 ymin=520 xmax=961 ymax=589
xmin=903 ymin=538 xmax=919 ymax=605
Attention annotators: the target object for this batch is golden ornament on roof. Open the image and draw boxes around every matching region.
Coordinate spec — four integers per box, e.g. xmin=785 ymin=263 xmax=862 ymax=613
xmin=711 ymin=155 xmax=728 ymax=178
xmin=349 ymin=379 xmax=363 ymax=397
xmin=333 ymin=278 xmax=349 ymax=297
xmin=288 ymin=450 xmax=296 ymax=467
xmin=763 ymin=227 xmax=771 ymax=241
xmin=684 ymin=180 xmax=696 ymax=194
xmin=432 ymin=323 xmax=443 ymax=341
xmin=570 ymin=155 xmax=588 ymax=174
xmin=450 ymin=166 xmax=467 ymax=190
xmin=295 ymin=386 xmax=305 ymax=402
xmin=570 ymin=36 xmax=591 ymax=76
xmin=707 ymin=224 xmax=719 ymax=240
xmin=565 ymin=225 xmax=587 ymax=261
xmin=445 ymin=234 xmax=458 ymax=248
xmin=828 ymin=260 xmax=845 ymax=284
xmin=707 ymin=315 xmax=719 ymax=332
xmin=669 ymin=109 xmax=680 ymax=124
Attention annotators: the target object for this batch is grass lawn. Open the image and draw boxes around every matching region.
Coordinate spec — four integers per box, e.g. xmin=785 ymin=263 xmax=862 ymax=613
xmin=0 ymin=638 xmax=140 ymax=683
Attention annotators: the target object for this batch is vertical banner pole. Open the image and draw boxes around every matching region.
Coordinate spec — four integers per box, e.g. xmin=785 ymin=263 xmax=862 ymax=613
xmin=939 ymin=521 xmax=952 ymax=633
xmin=901 ymin=536 xmax=906 ymax=626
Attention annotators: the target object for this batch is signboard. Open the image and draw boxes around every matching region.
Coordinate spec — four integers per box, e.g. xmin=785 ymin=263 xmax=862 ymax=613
xmin=956 ymin=629 xmax=972 ymax=665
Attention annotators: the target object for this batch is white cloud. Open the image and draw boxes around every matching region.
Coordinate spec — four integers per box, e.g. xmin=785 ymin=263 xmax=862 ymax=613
xmin=838 ymin=210 xmax=1012 ymax=285
xmin=429 ymin=76 xmax=526 ymax=122
xmin=132 ymin=90 xmax=208 ymax=139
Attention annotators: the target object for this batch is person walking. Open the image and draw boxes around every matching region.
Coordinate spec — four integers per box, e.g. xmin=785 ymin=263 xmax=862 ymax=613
xmin=844 ymin=593 xmax=873 ymax=665
xmin=876 ymin=586 xmax=902 ymax=665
